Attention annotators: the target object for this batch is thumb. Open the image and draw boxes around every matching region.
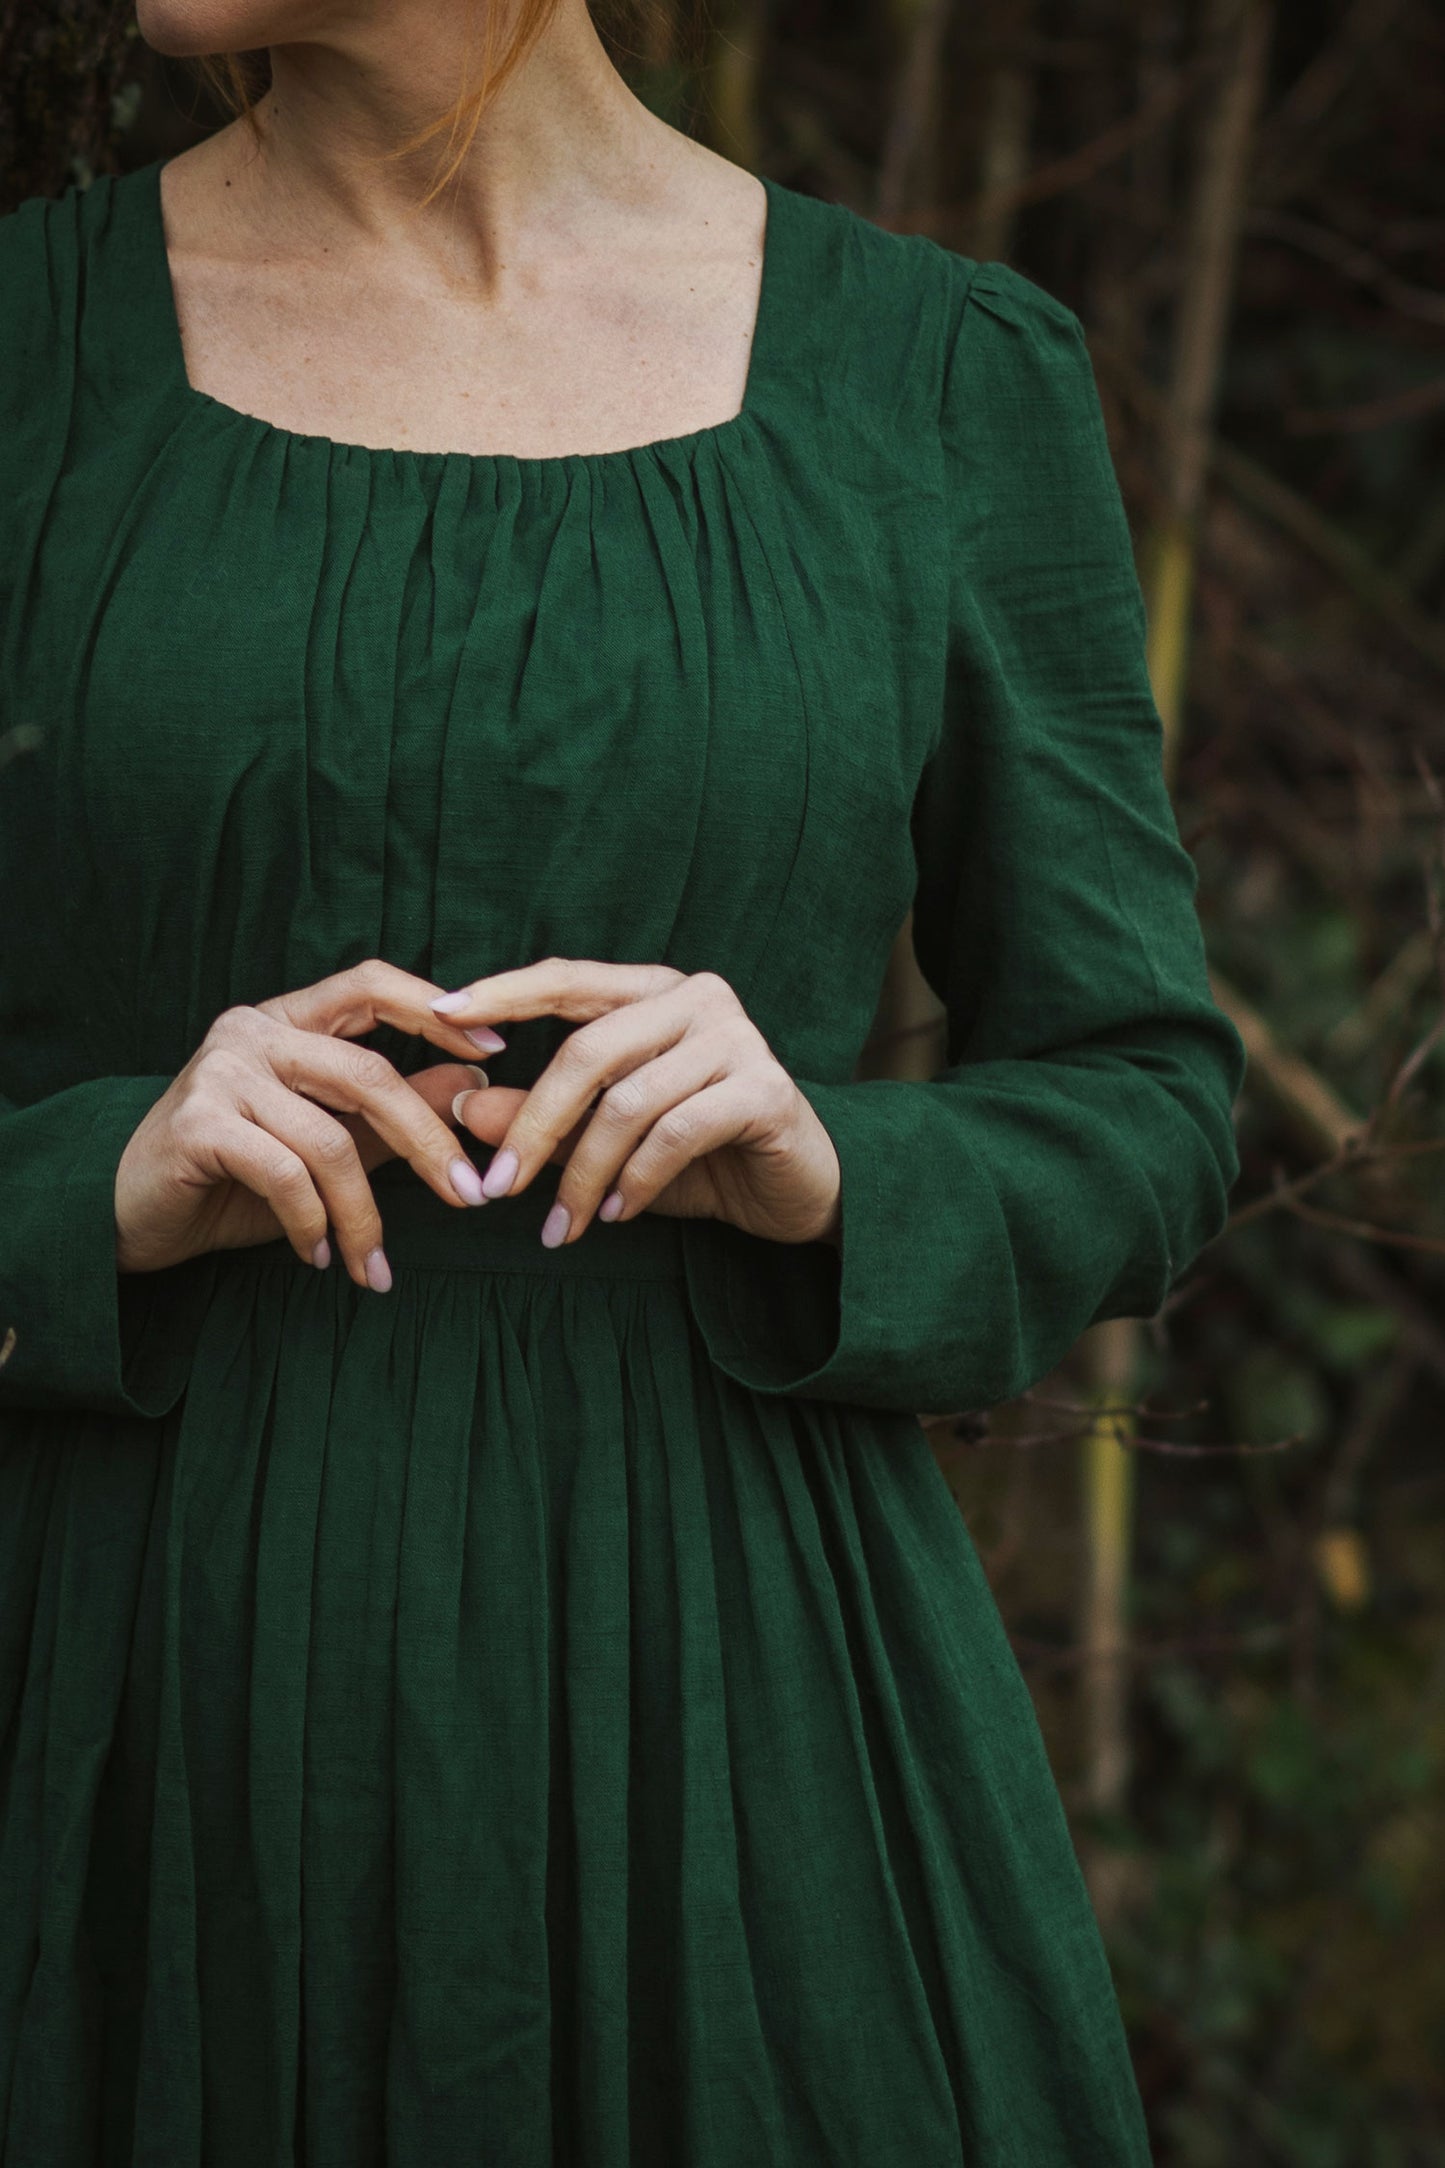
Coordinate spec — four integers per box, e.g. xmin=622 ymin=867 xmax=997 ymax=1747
xmin=348 ymin=1062 xmax=512 ymax=1175
xmin=396 ymin=1065 xmax=584 ymax=1168
xmin=356 ymin=1066 xmax=583 ymax=1178
xmin=452 ymin=1079 xmax=585 ymax=1167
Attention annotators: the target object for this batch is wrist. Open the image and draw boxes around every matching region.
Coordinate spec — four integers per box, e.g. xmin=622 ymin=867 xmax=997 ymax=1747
xmin=795 ymin=1099 xmax=842 ymax=1249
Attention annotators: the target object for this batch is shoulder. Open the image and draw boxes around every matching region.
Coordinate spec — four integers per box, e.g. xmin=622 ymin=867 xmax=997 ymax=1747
xmin=0 ymin=186 xmax=73 ymax=331
xmin=0 ymin=167 xmax=165 ymax=450
xmin=951 ymin=256 xmax=1086 ymax=344
xmin=760 ymin=181 xmax=965 ymax=418
xmin=936 ymin=256 xmax=1110 ymax=487
xmin=941 ymin=257 xmax=1098 ymax=417
xmin=768 ymin=181 xmax=959 ymax=296
xmin=772 ymin=181 xmax=1084 ymax=337
xmin=0 ymin=174 xmax=104 ymax=309
xmin=761 ymin=181 xmax=1089 ymax=423
xmin=0 ymin=178 xmax=91 ymax=426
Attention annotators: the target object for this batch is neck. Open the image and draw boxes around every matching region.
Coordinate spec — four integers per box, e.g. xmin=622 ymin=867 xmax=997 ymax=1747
xmin=205 ymin=0 xmax=685 ymax=283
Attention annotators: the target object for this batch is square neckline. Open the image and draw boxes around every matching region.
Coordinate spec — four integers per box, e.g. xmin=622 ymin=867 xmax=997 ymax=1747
xmin=141 ymin=153 xmax=783 ymax=471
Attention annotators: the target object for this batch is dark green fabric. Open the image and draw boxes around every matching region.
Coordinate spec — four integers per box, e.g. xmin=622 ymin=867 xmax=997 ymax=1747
xmin=0 ymin=155 xmax=1244 ymax=2164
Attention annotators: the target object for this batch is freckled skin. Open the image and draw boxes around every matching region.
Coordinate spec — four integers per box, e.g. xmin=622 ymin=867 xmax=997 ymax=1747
xmin=137 ymin=0 xmax=770 ymax=459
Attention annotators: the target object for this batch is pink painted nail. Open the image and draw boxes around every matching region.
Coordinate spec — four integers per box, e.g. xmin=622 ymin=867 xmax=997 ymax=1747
xmin=430 ymin=990 xmax=471 ymax=1014
xmin=449 ymin=1157 xmax=486 ymax=1206
xmin=481 ymin=1146 xmax=519 ymax=1199
xmin=365 ymin=1247 xmax=392 ymax=1293
xmin=598 ymin=1191 xmax=624 ymax=1222
xmin=464 ymin=1026 xmax=507 ymax=1052
xmin=541 ymin=1202 xmax=570 ymax=1248
xmin=312 ymin=1235 xmax=332 ymax=1268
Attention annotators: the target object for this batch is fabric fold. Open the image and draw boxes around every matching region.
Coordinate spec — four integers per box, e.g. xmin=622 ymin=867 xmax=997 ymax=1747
xmin=680 ymin=256 xmax=1245 ymax=1416
xmin=0 ymin=1077 xmax=215 ymax=1419
xmin=0 ymin=153 xmax=1194 ymax=2166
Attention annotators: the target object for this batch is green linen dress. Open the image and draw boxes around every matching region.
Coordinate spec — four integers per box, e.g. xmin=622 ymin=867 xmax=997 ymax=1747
xmin=0 ymin=154 xmax=1245 ymax=2168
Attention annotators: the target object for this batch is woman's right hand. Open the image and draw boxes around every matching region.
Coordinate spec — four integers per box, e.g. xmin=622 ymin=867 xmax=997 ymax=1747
xmin=114 ymin=960 xmax=504 ymax=1289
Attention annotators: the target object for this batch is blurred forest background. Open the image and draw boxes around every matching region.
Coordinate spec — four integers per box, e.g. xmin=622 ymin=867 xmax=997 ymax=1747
xmin=4 ymin=0 xmax=1444 ymax=2159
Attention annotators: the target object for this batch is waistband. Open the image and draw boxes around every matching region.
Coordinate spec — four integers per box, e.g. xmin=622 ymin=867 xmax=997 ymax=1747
xmin=346 ymin=1159 xmax=690 ymax=1283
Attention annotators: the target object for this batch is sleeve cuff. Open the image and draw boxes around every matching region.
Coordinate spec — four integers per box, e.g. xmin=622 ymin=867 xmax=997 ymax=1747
xmin=0 ymin=1074 xmax=214 ymax=1419
xmin=679 ymin=1075 xmax=948 ymax=1413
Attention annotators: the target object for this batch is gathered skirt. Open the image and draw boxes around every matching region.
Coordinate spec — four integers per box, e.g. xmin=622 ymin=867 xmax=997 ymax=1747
xmin=0 ymin=1166 xmax=1152 ymax=2167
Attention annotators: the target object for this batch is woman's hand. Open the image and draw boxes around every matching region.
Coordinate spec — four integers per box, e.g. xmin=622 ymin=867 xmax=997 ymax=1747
xmin=114 ymin=960 xmax=505 ymax=1287
xmin=426 ymin=958 xmax=843 ymax=1252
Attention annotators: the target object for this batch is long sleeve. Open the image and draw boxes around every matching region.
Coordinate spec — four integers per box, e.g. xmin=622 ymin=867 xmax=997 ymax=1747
xmin=0 ymin=193 xmax=214 ymax=1422
xmin=681 ymin=256 xmax=1247 ymax=1414
xmin=0 ymin=1075 xmax=215 ymax=1418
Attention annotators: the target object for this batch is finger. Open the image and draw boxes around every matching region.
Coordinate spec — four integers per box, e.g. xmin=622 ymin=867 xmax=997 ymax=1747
xmin=259 ymin=1022 xmax=489 ymax=1210
xmin=330 ymin=1064 xmax=493 ymax=1176
xmin=467 ymin=988 xmax=713 ymax=1204
xmin=587 ymin=1074 xmax=771 ymax=1228
xmin=257 ymin=958 xmax=509 ymax=1059
xmin=391 ymin=1061 xmax=491 ymax=1135
xmin=447 ymin=1085 xmax=592 ymax=1183
xmin=208 ymin=1112 xmax=331 ymax=1268
xmin=239 ymin=1074 xmax=395 ymax=1288
xmin=537 ymin=1038 xmax=727 ymax=1241
xmin=428 ymin=955 xmax=687 ymax=1032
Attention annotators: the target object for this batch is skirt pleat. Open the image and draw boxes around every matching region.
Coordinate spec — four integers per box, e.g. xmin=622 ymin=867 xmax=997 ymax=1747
xmin=0 ymin=1206 xmax=1149 ymax=2167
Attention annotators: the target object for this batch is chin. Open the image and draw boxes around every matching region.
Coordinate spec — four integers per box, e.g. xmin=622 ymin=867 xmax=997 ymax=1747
xmin=134 ymin=0 xmax=295 ymax=58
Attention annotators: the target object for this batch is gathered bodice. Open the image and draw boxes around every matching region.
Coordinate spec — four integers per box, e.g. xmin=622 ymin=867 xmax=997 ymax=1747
xmin=0 ymin=159 xmax=964 ymax=1110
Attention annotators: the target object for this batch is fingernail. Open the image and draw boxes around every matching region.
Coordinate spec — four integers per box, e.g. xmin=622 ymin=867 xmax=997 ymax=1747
xmin=481 ymin=1146 xmax=518 ymax=1198
xmin=540 ymin=1202 xmax=570 ymax=1248
xmin=365 ymin=1246 xmax=392 ymax=1293
xmin=452 ymin=1070 xmax=491 ymax=1127
xmin=598 ymin=1191 xmax=624 ymax=1222
xmin=464 ymin=1026 xmax=507 ymax=1052
xmin=430 ymin=990 xmax=470 ymax=1014
xmin=449 ymin=1156 xmax=486 ymax=1206
xmin=312 ymin=1235 xmax=332 ymax=1268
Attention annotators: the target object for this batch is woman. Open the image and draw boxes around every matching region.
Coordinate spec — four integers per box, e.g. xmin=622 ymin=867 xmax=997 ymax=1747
xmin=0 ymin=0 xmax=1245 ymax=2159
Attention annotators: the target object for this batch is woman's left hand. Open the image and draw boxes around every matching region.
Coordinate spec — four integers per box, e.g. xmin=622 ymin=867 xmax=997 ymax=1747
xmin=422 ymin=958 xmax=843 ymax=1252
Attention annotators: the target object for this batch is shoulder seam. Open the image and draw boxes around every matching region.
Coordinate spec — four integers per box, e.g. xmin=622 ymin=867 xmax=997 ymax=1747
xmin=958 ymin=256 xmax=1085 ymax=339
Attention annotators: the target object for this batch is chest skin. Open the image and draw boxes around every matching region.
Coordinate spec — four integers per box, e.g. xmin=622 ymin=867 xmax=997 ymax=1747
xmin=154 ymin=141 xmax=771 ymax=464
